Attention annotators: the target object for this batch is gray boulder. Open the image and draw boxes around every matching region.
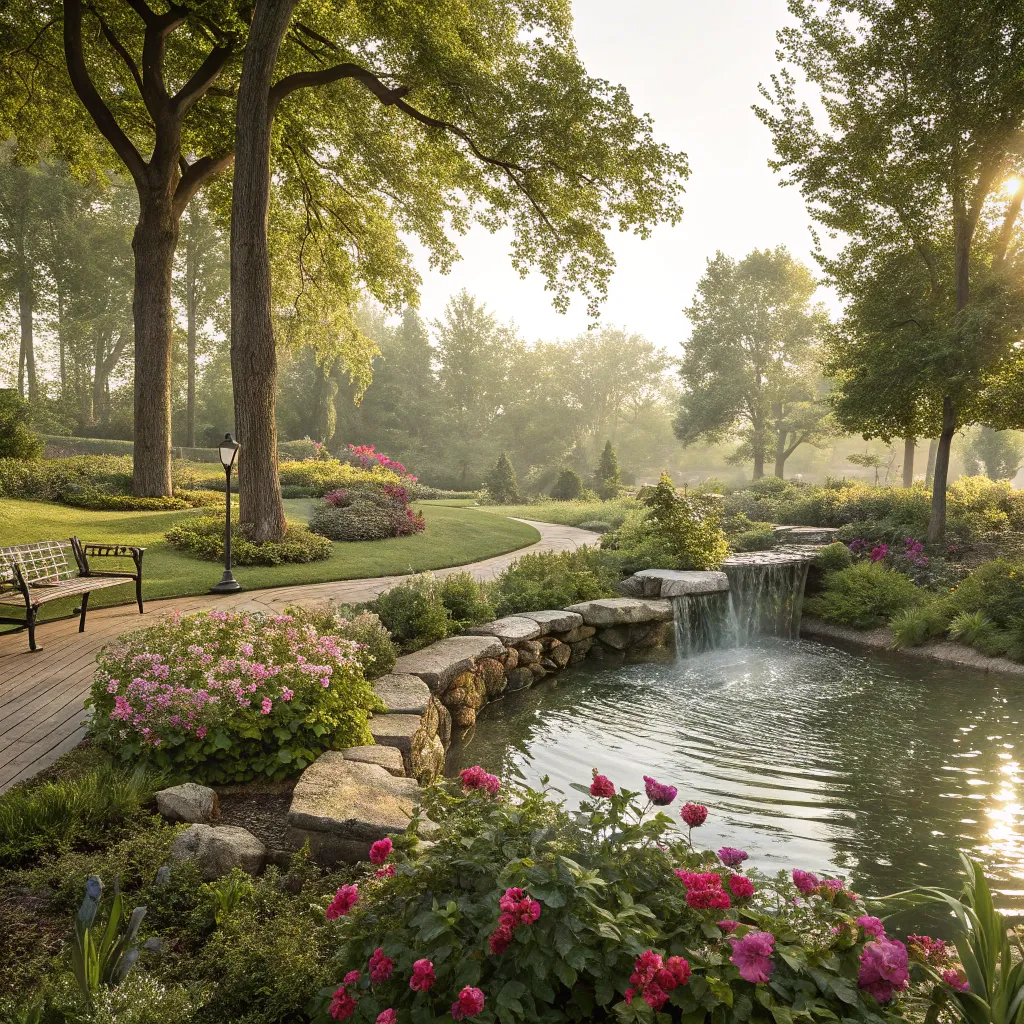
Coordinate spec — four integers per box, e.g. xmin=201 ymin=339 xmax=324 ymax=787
xmin=394 ymin=635 xmax=505 ymax=692
xmin=170 ymin=824 xmax=266 ymax=880
xmin=466 ymin=616 xmax=541 ymax=644
xmin=565 ymin=597 xmax=674 ymax=626
xmin=372 ymin=673 xmax=431 ymax=715
xmin=155 ymin=783 xmax=219 ymax=824
xmin=618 ymin=569 xmax=729 ymax=599
xmin=519 ymin=609 xmax=584 ymax=633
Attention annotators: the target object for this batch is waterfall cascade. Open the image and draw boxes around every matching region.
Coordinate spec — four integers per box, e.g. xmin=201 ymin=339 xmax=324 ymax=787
xmin=672 ymin=555 xmax=811 ymax=657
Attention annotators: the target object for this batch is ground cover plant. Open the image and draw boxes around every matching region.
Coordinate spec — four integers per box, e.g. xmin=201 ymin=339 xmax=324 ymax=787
xmin=488 ymin=548 xmax=618 ymax=617
xmin=167 ymin=513 xmax=333 ymax=565
xmin=88 ymin=609 xmax=381 ymax=783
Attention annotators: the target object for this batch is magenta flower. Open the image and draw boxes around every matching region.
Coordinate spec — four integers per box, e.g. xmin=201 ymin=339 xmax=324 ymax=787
xmin=261 ymin=697 xmax=273 ymax=715
xmin=942 ymin=968 xmax=970 ymax=993
xmin=858 ymin=938 xmax=910 ymax=1003
xmin=718 ymin=919 xmax=739 ymax=933
xmin=870 ymin=543 xmax=888 ymax=562
xmin=730 ymin=931 xmax=776 ymax=984
xmin=681 ymin=802 xmax=708 ymax=828
xmin=627 ymin=950 xmax=690 ymax=1009
xmin=369 ymin=948 xmax=394 ymax=984
xmin=460 ymin=765 xmax=500 ymax=795
xmin=326 ymin=884 xmax=359 ymax=920
xmin=908 ymin=934 xmax=948 ymax=964
xmin=369 ymin=838 xmax=393 ymax=865
xmin=792 ymin=869 xmax=819 ymax=895
xmin=375 ymin=864 xmax=395 ymax=878
xmin=729 ymin=875 xmax=755 ymax=900
xmin=409 ymin=959 xmax=435 ymax=992
xmin=718 ymin=847 xmax=749 ymax=867
xmin=328 ymin=985 xmax=357 ymax=1021
xmin=590 ymin=773 xmax=616 ymax=797
xmin=377 ymin=1011 xmax=397 ymax=1024
xmin=451 ymin=986 xmax=485 ymax=1020
xmin=643 ymin=775 xmax=678 ymax=805
xmin=856 ymin=915 xmax=886 ymax=940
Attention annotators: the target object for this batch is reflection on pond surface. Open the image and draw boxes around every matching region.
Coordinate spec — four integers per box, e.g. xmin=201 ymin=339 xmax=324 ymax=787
xmin=446 ymin=638 xmax=1024 ymax=924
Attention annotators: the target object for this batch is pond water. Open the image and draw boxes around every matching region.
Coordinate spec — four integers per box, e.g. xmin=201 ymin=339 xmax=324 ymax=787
xmin=446 ymin=638 xmax=1024 ymax=928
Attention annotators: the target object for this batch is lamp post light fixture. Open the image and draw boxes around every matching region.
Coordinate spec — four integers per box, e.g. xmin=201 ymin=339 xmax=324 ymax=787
xmin=210 ymin=433 xmax=242 ymax=594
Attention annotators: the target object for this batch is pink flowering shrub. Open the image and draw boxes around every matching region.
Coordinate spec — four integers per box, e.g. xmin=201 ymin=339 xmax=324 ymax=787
xmin=89 ymin=610 xmax=380 ymax=783
xmin=309 ymin=771 xmax=945 ymax=1024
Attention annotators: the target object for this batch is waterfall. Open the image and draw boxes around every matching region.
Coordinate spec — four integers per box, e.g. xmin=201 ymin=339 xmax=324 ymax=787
xmin=672 ymin=559 xmax=810 ymax=657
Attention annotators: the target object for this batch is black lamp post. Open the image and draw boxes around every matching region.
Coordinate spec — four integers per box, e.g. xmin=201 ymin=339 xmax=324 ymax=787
xmin=210 ymin=433 xmax=242 ymax=594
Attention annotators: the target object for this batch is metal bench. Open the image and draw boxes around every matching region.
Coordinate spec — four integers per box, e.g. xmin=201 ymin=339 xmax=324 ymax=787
xmin=0 ymin=537 xmax=144 ymax=651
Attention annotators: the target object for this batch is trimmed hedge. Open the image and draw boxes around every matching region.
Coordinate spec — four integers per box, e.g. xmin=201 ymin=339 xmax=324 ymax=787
xmin=165 ymin=514 xmax=332 ymax=565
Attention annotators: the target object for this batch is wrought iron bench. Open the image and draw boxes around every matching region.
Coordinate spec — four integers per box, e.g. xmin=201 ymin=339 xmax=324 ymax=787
xmin=0 ymin=538 xmax=144 ymax=651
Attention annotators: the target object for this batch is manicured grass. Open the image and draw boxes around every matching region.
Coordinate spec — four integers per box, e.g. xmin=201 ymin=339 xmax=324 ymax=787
xmin=476 ymin=496 xmax=637 ymax=528
xmin=0 ymin=497 xmax=540 ymax=623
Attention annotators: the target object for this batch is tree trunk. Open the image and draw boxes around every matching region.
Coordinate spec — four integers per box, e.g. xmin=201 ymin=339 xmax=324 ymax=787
xmin=230 ymin=0 xmax=296 ymax=542
xmin=186 ymin=237 xmax=198 ymax=449
xmin=925 ymin=438 xmax=938 ymax=486
xmin=131 ymin=203 xmax=179 ymax=496
xmin=18 ymin=263 xmax=36 ymax=403
xmin=57 ymin=284 xmax=67 ymax=392
xmin=926 ymin=399 xmax=956 ymax=545
xmin=774 ymin=426 xmax=788 ymax=479
xmin=902 ymin=437 xmax=915 ymax=487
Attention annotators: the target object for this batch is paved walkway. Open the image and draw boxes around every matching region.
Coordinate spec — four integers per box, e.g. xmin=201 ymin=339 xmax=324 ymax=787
xmin=0 ymin=519 xmax=597 ymax=793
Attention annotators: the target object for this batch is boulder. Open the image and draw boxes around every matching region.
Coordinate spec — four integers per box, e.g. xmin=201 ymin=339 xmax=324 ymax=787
xmin=370 ymin=714 xmax=436 ymax=778
xmin=394 ymin=636 xmax=505 ymax=693
xmin=519 ymin=609 xmax=584 ymax=634
xmin=560 ymin=624 xmax=596 ymax=643
xmin=453 ymin=705 xmax=477 ymax=727
xmin=565 ymin=597 xmax=674 ymax=626
xmin=287 ymin=753 xmax=427 ymax=864
xmin=466 ymin=616 xmax=541 ymax=644
xmin=772 ymin=525 xmax=839 ymax=545
xmin=476 ymin=657 xmax=507 ymax=699
xmin=547 ymin=640 xmax=571 ymax=668
xmin=434 ymin=698 xmax=453 ymax=748
xmin=343 ymin=744 xmax=406 ymax=777
xmin=506 ymin=667 xmax=534 ymax=691
xmin=502 ymin=647 xmax=519 ymax=670
xmin=170 ymin=825 xmax=266 ymax=880
xmin=155 ymin=783 xmax=219 ymax=824
xmin=515 ymin=640 xmax=542 ymax=666
xmin=528 ymin=663 xmax=547 ymax=680
xmin=444 ymin=671 xmax=487 ymax=713
xmin=597 ymin=626 xmax=630 ymax=650
xmin=568 ymin=637 xmax=593 ymax=663
xmin=617 ymin=569 xmax=729 ymax=599
xmin=411 ymin=731 xmax=446 ymax=781
xmin=372 ymin=674 xmax=431 ymax=715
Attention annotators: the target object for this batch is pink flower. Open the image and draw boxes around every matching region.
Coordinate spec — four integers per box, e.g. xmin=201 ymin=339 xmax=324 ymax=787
xmin=460 ymin=765 xmax=501 ymax=795
xmin=643 ymin=776 xmax=677 ymax=805
xmin=261 ymin=697 xmax=273 ymax=714
xmin=409 ymin=959 xmax=435 ymax=992
xmin=196 ymin=727 xmax=207 ymax=740
xmin=628 ymin=950 xmax=690 ymax=1009
xmin=858 ymin=938 xmax=910 ymax=1004
xmin=280 ymin=687 xmax=294 ymax=701
xmin=329 ymin=985 xmax=357 ymax=1020
xmin=377 ymin=1011 xmax=397 ymax=1024
xmin=821 ymin=878 xmax=844 ymax=895
xmin=856 ymin=915 xmax=886 ymax=940
xmin=376 ymin=864 xmax=396 ymax=878
xmin=677 ymin=870 xmax=731 ymax=910
xmin=326 ymin=884 xmax=359 ymax=920
xmin=730 ymin=931 xmax=776 ymax=984
xmin=718 ymin=919 xmax=739 ymax=933
xmin=729 ymin=875 xmax=755 ymax=900
xmin=344 ymin=970 xmax=361 ymax=984
xmin=792 ymin=869 xmax=819 ymax=895
xmin=451 ymin=986 xmax=485 ymax=1020
xmin=908 ymin=934 xmax=948 ymax=965
xmin=369 ymin=838 xmax=393 ymax=864
xmin=489 ymin=924 xmax=514 ymax=954
xmin=942 ymin=968 xmax=970 ymax=993
xmin=681 ymin=802 xmax=708 ymax=828
xmin=590 ymin=773 xmax=615 ymax=798
xmin=718 ymin=847 xmax=749 ymax=867
xmin=369 ymin=948 xmax=394 ymax=984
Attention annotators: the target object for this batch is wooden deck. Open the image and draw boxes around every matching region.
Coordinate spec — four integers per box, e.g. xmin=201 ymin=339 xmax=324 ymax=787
xmin=0 ymin=520 xmax=596 ymax=793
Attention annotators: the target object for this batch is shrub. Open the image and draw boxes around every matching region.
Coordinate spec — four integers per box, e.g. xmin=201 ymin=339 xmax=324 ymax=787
xmin=89 ymin=610 xmax=380 ymax=783
xmin=309 ymin=490 xmax=425 ymax=542
xmin=948 ymin=557 xmax=1024 ymax=628
xmin=438 ymin=572 xmax=495 ymax=628
xmin=636 ymin=473 xmax=729 ymax=570
xmin=311 ymin=771 xmax=924 ymax=1024
xmin=888 ymin=600 xmax=952 ymax=648
xmin=0 ymin=389 xmax=43 ymax=460
xmin=279 ymin=458 xmax=402 ymax=496
xmin=166 ymin=514 xmax=332 ymax=565
xmin=550 ymin=468 xmax=585 ymax=501
xmin=730 ymin=528 xmax=777 ymax=552
xmin=803 ymin=562 xmax=926 ymax=628
xmin=489 ymin=548 xmax=618 ymax=617
xmin=813 ymin=541 xmax=854 ymax=573
xmin=368 ymin=575 xmax=457 ymax=651
xmin=0 ymin=454 xmax=134 ymax=501
xmin=592 ymin=440 xmax=621 ymax=499
xmin=948 ymin=610 xmax=1001 ymax=652
xmin=281 ymin=484 xmax=314 ymax=498
xmin=63 ymin=491 xmax=193 ymax=511
xmin=577 ymin=519 xmax=611 ymax=533
xmin=287 ymin=606 xmax=399 ymax=680
xmin=486 ymin=453 xmax=520 ymax=504
xmin=600 ymin=506 xmax=678 ymax=573
xmin=278 ymin=436 xmax=329 ymax=461
xmin=0 ymin=762 xmax=156 ymax=868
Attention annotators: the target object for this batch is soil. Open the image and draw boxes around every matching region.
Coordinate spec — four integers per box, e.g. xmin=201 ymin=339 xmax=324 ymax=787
xmin=215 ymin=780 xmax=297 ymax=860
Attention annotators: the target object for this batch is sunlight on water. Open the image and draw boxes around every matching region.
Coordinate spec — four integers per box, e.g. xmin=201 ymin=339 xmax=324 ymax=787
xmin=446 ymin=638 xmax=1024 ymax=924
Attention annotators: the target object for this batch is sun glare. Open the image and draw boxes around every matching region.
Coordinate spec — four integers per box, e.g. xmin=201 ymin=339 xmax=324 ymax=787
xmin=1004 ymin=176 xmax=1022 ymax=196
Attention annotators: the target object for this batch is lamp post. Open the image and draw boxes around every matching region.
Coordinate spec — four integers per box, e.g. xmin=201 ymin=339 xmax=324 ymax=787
xmin=210 ymin=433 xmax=242 ymax=594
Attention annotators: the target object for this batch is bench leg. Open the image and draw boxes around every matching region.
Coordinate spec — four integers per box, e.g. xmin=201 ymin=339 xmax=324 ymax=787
xmin=136 ymin=577 xmax=144 ymax=615
xmin=26 ymin=606 xmax=38 ymax=652
xmin=79 ymin=592 xmax=90 ymax=632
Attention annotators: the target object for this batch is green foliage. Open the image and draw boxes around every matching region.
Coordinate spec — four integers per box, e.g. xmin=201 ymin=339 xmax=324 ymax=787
xmin=550 ymin=468 xmax=585 ymax=501
xmin=438 ymin=573 xmax=495 ymax=630
xmin=600 ymin=506 xmax=678 ymax=573
xmin=963 ymin=427 xmax=1024 ymax=482
xmin=0 ymin=455 xmax=133 ymax=501
xmin=888 ymin=600 xmax=953 ymax=649
xmin=278 ymin=459 xmax=402 ymax=497
xmin=286 ymin=606 xmax=399 ymax=681
xmin=89 ymin=610 xmax=378 ymax=783
xmin=368 ymin=575 xmax=459 ymax=652
xmin=814 ymin=542 xmax=854 ymax=573
xmin=483 ymin=497 xmax=638 ymax=530
xmin=948 ymin=559 xmax=1024 ymax=629
xmin=577 ymin=520 xmax=611 ymax=534
xmin=0 ymin=762 xmax=156 ymax=868
xmin=948 ymin=611 xmax=1002 ymax=654
xmin=730 ymin=527 xmax=777 ymax=552
xmin=592 ymin=440 xmax=621 ymax=499
xmin=309 ymin=493 xmax=422 ymax=543
xmin=489 ymin=548 xmax=617 ymax=617
xmin=639 ymin=473 xmax=729 ymax=570
xmin=486 ymin=453 xmax=520 ymax=505
xmin=165 ymin=514 xmax=332 ymax=566
xmin=0 ymin=390 xmax=42 ymax=460
xmin=805 ymin=562 xmax=926 ymax=629
xmin=63 ymin=493 xmax=192 ymax=512
xmin=312 ymin=774 xmax=903 ymax=1024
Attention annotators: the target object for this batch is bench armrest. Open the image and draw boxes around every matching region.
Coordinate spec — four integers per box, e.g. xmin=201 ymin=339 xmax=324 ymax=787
xmin=80 ymin=543 xmax=145 ymax=578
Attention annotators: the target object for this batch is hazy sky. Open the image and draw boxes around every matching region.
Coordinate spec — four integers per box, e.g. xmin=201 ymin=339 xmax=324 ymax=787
xmin=410 ymin=0 xmax=820 ymax=354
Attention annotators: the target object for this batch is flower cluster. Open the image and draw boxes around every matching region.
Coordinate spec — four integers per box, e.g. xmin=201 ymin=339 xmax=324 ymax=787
xmin=489 ymin=887 xmax=541 ymax=954
xmin=676 ymin=870 xmax=732 ymax=910
xmin=730 ymin=931 xmax=776 ymax=984
xmin=624 ymin=950 xmax=691 ymax=1010
xmin=348 ymin=444 xmax=414 ymax=480
xmin=451 ymin=986 xmax=485 ymax=1020
xmin=907 ymin=933 xmax=949 ymax=965
xmin=369 ymin=948 xmax=394 ymax=984
xmin=643 ymin=775 xmax=677 ymax=805
xmin=460 ymin=765 xmax=500 ymax=795
xmin=590 ymin=772 xmax=615 ymax=797
xmin=409 ymin=959 xmax=435 ymax=992
xmin=681 ymin=801 xmax=708 ymax=828
xmin=718 ymin=846 xmax=748 ymax=867
xmin=903 ymin=536 xmax=929 ymax=566
xmin=326 ymin=884 xmax=360 ymax=920
xmin=858 ymin=938 xmax=910 ymax=1003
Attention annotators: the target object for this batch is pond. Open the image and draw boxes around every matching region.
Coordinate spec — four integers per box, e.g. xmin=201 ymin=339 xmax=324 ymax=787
xmin=446 ymin=637 xmax=1024 ymax=928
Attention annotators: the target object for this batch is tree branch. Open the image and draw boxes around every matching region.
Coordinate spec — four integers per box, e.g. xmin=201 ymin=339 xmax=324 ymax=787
xmin=63 ymin=0 xmax=147 ymax=185
xmin=171 ymin=42 xmax=233 ymax=115
xmin=86 ymin=2 xmax=144 ymax=95
xmin=172 ymin=152 xmax=234 ymax=218
xmin=994 ymin=189 xmax=1024 ymax=267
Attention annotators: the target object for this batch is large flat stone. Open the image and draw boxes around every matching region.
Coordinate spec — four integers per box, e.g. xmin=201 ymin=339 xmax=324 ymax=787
xmin=170 ymin=824 xmax=265 ymax=880
xmin=289 ymin=752 xmax=423 ymax=840
xmin=772 ymin=526 xmax=840 ymax=545
xmin=519 ymin=609 xmax=584 ymax=633
xmin=565 ymin=597 xmax=674 ymax=626
xmin=465 ymin=616 xmax=541 ymax=643
xmin=369 ymin=714 xmax=426 ymax=776
xmin=372 ymin=673 xmax=431 ymax=715
xmin=394 ymin=635 xmax=505 ymax=691
xmin=619 ymin=569 xmax=729 ymax=598
xmin=342 ymin=744 xmax=407 ymax=777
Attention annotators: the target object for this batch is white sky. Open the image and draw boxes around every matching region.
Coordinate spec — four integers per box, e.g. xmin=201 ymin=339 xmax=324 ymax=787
xmin=410 ymin=0 xmax=822 ymax=354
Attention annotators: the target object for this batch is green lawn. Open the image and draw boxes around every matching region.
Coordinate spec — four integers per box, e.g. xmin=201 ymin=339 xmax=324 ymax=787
xmin=475 ymin=497 xmax=637 ymax=528
xmin=0 ymin=498 xmax=540 ymax=623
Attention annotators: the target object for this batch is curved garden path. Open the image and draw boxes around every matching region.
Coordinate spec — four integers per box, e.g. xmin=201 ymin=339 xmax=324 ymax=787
xmin=0 ymin=518 xmax=599 ymax=793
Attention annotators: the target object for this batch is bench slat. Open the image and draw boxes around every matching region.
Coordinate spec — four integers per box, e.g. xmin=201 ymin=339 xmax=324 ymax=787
xmin=0 ymin=575 xmax=133 ymax=607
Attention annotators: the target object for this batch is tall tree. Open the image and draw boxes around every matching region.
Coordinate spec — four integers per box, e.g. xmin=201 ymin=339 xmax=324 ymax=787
xmin=756 ymin=0 xmax=1024 ymax=540
xmin=674 ymin=247 xmax=831 ymax=480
